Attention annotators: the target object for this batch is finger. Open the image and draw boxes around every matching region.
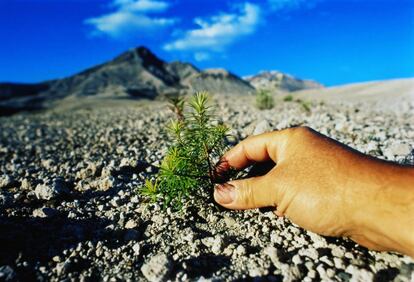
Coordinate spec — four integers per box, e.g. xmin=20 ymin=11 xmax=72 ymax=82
xmin=214 ymin=175 xmax=278 ymax=210
xmin=221 ymin=130 xmax=290 ymax=171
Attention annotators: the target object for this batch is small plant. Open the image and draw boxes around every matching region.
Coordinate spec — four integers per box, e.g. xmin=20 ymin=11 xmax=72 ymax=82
xmin=255 ymin=89 xmax=274 ymax=110
xmin=295 ymin=99 xmax=312 ymax=113
xmin=141 ymin=92 xmax=235 ymax=209
xmin=167 ymin=95 xmax=185 ymax=120
xmin=283 ymin=95 xmax=294 ymax=102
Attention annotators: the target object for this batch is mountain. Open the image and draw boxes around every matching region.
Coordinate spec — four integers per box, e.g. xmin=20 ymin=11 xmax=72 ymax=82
xmin=244 ymin=70 xmax=323 ymax=92
xmin=0 ymin=46 xmax=255 ymax=115
xmin=1 ymin=47 xmax=326 ymax=115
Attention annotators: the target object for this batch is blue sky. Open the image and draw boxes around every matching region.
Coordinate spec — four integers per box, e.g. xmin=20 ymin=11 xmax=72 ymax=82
xmin=0 ymin=0 xmax=413 ymax=86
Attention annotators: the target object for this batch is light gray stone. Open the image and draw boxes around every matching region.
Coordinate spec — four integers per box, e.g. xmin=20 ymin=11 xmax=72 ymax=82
xmin=141 ymin=253 xmax=171 ymax=282
xmin=0 ymin=175 xmax=13 ymax=189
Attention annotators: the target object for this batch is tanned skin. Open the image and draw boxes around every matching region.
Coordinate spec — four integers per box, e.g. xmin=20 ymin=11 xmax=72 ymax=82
xmin=213 ymin=126 xmax=414 ymax=257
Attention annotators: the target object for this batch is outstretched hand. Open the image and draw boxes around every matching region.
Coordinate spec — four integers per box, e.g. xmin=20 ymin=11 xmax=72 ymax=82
xmin=213 ymin=126 xmax=414 ymax=257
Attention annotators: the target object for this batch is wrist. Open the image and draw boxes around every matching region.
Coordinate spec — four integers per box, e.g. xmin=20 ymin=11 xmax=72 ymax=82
xmin=350 ymin=164 xmax=414 ymax=256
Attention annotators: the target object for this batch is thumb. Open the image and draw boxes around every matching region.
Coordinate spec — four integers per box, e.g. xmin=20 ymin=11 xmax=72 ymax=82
xmin=214 ymin=175 xmax=278 ymax=210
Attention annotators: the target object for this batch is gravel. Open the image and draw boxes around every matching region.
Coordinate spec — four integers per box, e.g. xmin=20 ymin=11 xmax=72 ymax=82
xmin=0 ymin=97 xmax=413 ymax=281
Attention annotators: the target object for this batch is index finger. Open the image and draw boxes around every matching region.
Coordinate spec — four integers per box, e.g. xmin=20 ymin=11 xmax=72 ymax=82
xmin=222 ymin=129 xmax=291 ymax=171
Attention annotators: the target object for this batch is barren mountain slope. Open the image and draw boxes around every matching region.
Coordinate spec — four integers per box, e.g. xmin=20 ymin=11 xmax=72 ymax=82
xmin=293 ymin=78 xmax=414 ymax=109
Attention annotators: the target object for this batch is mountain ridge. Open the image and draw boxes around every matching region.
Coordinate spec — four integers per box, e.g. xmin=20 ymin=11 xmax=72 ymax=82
xmin=0 ymin=46 xmax=320 ymax=115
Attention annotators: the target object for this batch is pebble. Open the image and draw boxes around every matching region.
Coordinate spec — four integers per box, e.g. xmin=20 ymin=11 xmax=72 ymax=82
xmin=132 ymin=243 xmax=140 ymax=256
xmin=141 ymin=254 xmax=171 ymax=281
xmin=34 ymin=178 xmax=69 ymax=200
xmin=264 ymin=246 xmax=280 ymax=266
xmin=0 ymin=265 xmax=16 ymax=281
xmin=21 ymin=178 xmax=31 ymax=190
xmin=223 ymin=215 xmax=236 ymax=228
xmin=234 ymin=245 xmax=246 ymax=257
xmin=99 ymin=176 xmax=116 ymax=191
xmin=0 ymin=174 xmax=13 ymax=189
xmin=386 ymin=143 xmax=411 ymax=156
xmin=125 ymin=219 xmax=137 ymax=229
xmin=201 ymin=236 xmax=223 ymax=255
xmin=32 ymin=207 xmax=57 ymax=218
xmin=292 ymin=254 xmax=302 ymax=265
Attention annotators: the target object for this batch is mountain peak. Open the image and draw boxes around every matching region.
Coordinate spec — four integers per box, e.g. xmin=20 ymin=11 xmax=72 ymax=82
xmin=245 ymin=70 xmax=323 ymax=92
xmin=112 ymin=45 xmax=161 ymax=65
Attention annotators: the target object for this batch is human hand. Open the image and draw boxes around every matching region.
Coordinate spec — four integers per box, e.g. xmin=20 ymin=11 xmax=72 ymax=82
xmin=214 ymin=127 xmax=414 ymax=257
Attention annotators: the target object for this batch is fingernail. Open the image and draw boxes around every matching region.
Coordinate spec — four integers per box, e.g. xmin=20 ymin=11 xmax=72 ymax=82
xmin=214 ymin=183 xmax=235 ymax=204
xmin=214 ymin=158 xmax=230 ymax=173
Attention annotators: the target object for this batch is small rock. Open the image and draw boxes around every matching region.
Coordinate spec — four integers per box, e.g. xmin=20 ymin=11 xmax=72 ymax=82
xmin=131 ymin=196 xmax=139 ymax=203
xmin=132 ymin=243 xmax=140 ymax=256
xmin=141 ymin=253 xmax=172 ymax=281
xmin=34 ymin=178 xmax=69 ymax=200
xmin=0 ymin=175 xmax=14 ymax=189
xmin=33 ymin=207 xmax=57 ymax=218
xmin=302 ymin=248 xmax=318 ymax=260
xmin=201 ymin=236 xmax=223 ymax=255
xmin=111 ymin=196 xmax=122 ymax=207
xmin=270 ymin=231 xmax=282 ymax=244
xmin=41 ymin=159 xmax=54 ymax=170
xmin=345 ymin=265 xmax=374 ymax=281
xmin=0 ymin=265 xmax=16 ymax=281
xmin=292 ymin=254 xmax=302 ymax=265
xmin=125 ymin=219 xmax=138 ymax=229
xmin=234 ymin=245 xmax=246 ymax=257
xmin=76 ymin=162 xmax=99 ymax=180
xmin=331 ymin=247 xmax=345 ymax=258
xmin=207 ymin=214 xmax=219 ymax=224
xmin=120 ymin=157 xmax=137 ymax=167
xmin=223 ymin=215 xmax=236 ymax=228
xmin=101 ymin=166 xmax=115 ymax=177
xmin=21 ymin=178 xmax=32 ymax=190
xmin=333 ymin=257 xmax=345 ymax=269
xmin=99 ymin=176 xmax=116 ymax=191
xmin=387 ymin=143 xmax=411 ymax=156
xmin=264 ymin=246 xmax=279 ymax=266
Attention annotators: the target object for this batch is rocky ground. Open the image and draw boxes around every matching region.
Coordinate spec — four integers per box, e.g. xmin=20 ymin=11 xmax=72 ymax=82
xmin=0 ymin=96 xmax=413 ymax=281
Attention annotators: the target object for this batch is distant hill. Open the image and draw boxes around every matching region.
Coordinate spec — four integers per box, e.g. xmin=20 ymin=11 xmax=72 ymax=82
xmin=0 ymin=46 xmax=321 ymax=115
xmin=244 ymin=70 xmax=323 ymax=92
xmin=293 ymin=78 xmax=414 ymax=109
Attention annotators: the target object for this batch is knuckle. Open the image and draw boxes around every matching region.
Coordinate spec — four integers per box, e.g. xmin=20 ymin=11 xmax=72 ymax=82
xmin=237 ymin=180 xmax=255 ymax=207
xmin=287 ymin=126 xmax=313 ymax=140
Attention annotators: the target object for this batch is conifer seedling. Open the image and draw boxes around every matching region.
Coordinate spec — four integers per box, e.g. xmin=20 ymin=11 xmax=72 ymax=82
xmin=140 ymin=92 xmax=236 ymax=209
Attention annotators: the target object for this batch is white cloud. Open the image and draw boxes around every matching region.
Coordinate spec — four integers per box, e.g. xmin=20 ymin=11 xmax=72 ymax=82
xmin=163 ymin=3 xmax=261 ymax=53
xmin=85 ymin=0 xmax=176 ymax=39
xmin=112 ymin=0 xmax=169 ymax=13
xmin=194 ymin=52 xmax=211 ymax=62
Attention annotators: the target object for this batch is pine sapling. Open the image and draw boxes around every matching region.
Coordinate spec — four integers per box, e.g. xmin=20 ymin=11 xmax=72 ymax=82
xmin=140 ymin=92 xmax=236 ymax=209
